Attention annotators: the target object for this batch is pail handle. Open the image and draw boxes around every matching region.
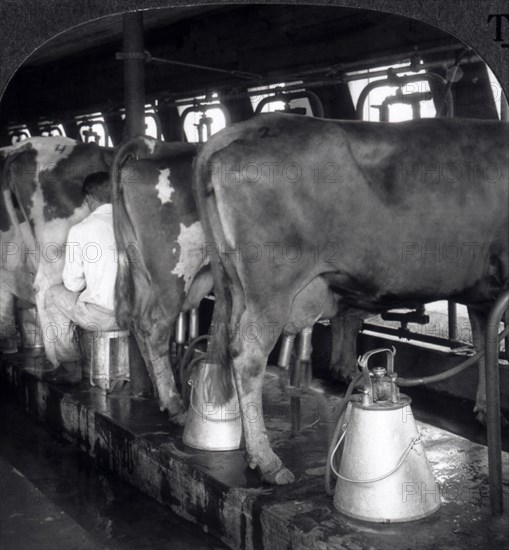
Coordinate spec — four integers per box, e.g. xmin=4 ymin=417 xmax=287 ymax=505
xmin=330 ymin=426 xmax=421 ymax=484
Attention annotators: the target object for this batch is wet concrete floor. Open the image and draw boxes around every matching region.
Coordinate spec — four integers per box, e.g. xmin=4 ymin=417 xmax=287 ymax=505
xmin=0 ymin=401 xmax=226 ymax=550
xmin=1 ymin=352 xmax=508 ymax=549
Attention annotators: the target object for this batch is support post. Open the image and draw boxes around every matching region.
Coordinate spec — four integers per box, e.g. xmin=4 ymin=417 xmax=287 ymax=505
xmin=122 ymin=12 xmax=145 ymax=138
xmin=448 ymin=301 xmax=457 ymax=341
xmin=484 ymin=289 xmax=509 ymax=514
xmin=122 ymin=12 xmax=148 ymax=397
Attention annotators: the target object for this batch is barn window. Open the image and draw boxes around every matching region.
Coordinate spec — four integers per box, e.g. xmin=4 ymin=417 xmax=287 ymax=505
xmin=144 ymin=105 xmax=162 ymax=140
xmin=7 ymin=126 xmax=31 ymax=143
xmin=76 ymin=113 xmax=113 ymax=146
xmin=248 ymin=82 xmax=314 ymax=116
xmin=177 ymin=94 xmax=228 ymax=142
xmin=39 ymin=123 xmax=65 ymax=137
xmin=348 ymin=63 xmax=437 ymax=122
xmin=118 ymin=104 xmax=163 ymax=139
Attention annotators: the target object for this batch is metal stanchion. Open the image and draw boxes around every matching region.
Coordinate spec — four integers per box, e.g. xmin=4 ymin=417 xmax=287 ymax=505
xmin=448 ymin=301 xmax=457 ymax=341
xmin=121 ymin=12 xmax=145 ymax=138
xmin=484 ymin=289 xmax=509 ymax=515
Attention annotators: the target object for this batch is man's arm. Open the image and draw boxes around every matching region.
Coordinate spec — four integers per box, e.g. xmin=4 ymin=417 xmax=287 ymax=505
xmin=62 ymin=226 xmax=86 ymax=292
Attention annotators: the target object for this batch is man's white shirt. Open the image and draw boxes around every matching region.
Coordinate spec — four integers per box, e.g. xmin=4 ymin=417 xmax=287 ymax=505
xmin=62 ymin=203 xmax=117 ymax=311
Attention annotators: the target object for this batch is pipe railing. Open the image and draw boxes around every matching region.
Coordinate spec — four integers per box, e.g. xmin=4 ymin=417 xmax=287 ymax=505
xmin=484 ymin=289 xmax=509 ymax=514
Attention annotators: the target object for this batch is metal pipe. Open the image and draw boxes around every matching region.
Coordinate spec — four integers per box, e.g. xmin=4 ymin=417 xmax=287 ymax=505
xmin=484 ymin=289 xmax=509 ymax=515
xmin=278 ymin=334 xmax=296 ymax=369
xmin=448 ymin=301 xmax=458 ymax=341
xmin=255 ymin=90 xmax=325 ymax=118
xmin=189 ymin=309 xmax=200 ymax=341
xmin=148 ymin=54 xmax=262 ymax=82
xmin=175 ymin=312 xmax=187 ymax=345
xmin=152 ymin=52 xmax=480 ymax=112
xmin=356 ymin=72 xmax=452 ymax=120
xmin=397 ymin=325 xmax=509 ymax=387
xmin=9 ymin=45 xmax=484 ymax=126
xmin=504 ymin=309 xmax=509 ymax=361
xmin=298 ymin=327 xmax=313 ymax=362
xmin=285 ymin=43 xmax=474 ymax=80
xmin=179 ymin=103 xmax=231 ymax=126
xmin=123 ymin=12 xmax=145 ymax=138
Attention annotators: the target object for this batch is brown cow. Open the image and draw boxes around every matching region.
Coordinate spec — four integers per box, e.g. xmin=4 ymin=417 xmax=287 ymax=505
xmin=195 ymin=113 xmax=509 ymax=484
xmin=112 ymin=137 xmax=226 ymax=422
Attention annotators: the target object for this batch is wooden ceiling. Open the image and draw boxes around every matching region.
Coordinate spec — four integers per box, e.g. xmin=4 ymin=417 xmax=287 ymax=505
xmin=24 ymin=6 xmax=223 ymax=68
xmin=1 ymin=5 xmax=463 ymax=126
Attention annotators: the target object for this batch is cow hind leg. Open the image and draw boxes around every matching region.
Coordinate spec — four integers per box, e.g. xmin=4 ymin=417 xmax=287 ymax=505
xmin=230 ymin=304 xmax=295 ymax=485
xmin=468 ymin=306 xmax=509 ymax=427
xmin=133 ymin=317 xmax=186 ymax=425
xmin=34 ymin=274 xmax=59 ymax=364
xmin=232 ymin=277 xmax=337 ymax=485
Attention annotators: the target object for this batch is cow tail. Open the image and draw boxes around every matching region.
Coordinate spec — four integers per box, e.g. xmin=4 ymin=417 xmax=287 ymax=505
xmin=193 ymin=148 xmax=235 ymax=402
xmin=111 ymin=138 xmax=147 ymax=328
xmin=2 ymin=151 xmax=38 ymax=274
xmin=1 ymin=149 xmax=23 ymax=231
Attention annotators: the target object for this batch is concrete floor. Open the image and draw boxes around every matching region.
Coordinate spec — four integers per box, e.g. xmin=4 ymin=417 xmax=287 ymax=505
xmin=0 ymin=454 xmax=100 ymax=550
xmin=0 ymin=401 xmax=226 ymax=550
xmin=1 ymin=350 xmax=509 ymax=550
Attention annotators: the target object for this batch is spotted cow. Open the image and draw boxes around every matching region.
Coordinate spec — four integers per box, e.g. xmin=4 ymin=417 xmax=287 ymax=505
xmin=1 ymin=137 xmax=115 ymax=363
xmin=194 ymin=113 xmax=509 ymax=484
xmin=0 ymin=142 xmax=37 ymax=348
xmin=112 ymin=137 xmax=227 ymax=421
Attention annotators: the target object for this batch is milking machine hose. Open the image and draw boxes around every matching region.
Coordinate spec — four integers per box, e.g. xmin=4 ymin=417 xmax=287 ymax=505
xmin=325 ymin=372 xmax=364 ymax=496
xmin=396 ymin=324 xmax=509 ymax=387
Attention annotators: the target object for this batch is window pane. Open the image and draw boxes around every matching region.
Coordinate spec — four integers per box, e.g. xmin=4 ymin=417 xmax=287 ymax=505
xmin=8 ymin=127 xmax=31 ymax=143
xmin=348 ymin=64 xmax=436 ymax=122
xmin=248 ymin=82 xmax=312 ymax=116
xmin=40 ymin=123 xmax=65 ymax=137
xmin=77 ymin=114 xmax=113 ymax=147
xmin=145 ymin=115 xmax=159 ymax=139
xmin=177 ymin=95 xmax=227 ymax=142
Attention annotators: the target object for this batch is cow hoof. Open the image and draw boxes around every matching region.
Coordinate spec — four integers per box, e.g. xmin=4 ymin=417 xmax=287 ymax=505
xmin=169 ymin=410 xmax=188 ymax=426
xmin=262 ymin=466 xmax=295 ymax=485
xmin=159 ymin=397 xmax=186 ymax=426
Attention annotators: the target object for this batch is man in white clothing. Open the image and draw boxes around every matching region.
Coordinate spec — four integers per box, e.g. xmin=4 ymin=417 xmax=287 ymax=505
xmin=44 ymin=171 xmax=119 ymax=384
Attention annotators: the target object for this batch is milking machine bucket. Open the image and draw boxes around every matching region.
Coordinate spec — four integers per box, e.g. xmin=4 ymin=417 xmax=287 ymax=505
xmin=183 ymin=359 xmax=243 ymax=451
xmin=330 ymin=347 xmax=441 ymax=522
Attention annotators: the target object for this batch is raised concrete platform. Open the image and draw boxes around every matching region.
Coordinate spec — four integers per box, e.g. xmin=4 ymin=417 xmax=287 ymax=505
xmin=1 ymin=351 xmax=508 ymax=550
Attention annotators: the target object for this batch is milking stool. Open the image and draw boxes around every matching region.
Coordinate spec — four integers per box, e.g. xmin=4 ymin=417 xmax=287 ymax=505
xmin=16 ymin=304 xmax=45 ymax=352
xmin=77 ymin=327 xmax=130 ymax=392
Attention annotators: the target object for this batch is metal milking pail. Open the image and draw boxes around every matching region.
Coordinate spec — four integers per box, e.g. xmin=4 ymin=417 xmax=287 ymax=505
xmin=183 ymin=360 xmax=243 ymax=451
xmin=331 ymin=348 xmax=441 ymax=522
xmin=17 ymin=307 xmax=44 ymax=349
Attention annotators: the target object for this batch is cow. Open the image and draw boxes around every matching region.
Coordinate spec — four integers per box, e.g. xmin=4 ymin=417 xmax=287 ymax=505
xmin=1 ymin=137 xmax=115 ymax=364
xmin=194 ymin=113 xmax=509 ymax=484
xmin=0 ymin=142 xmax=37 ymax=350
xmin=112 ymin=137 xmax=229 ymax=423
